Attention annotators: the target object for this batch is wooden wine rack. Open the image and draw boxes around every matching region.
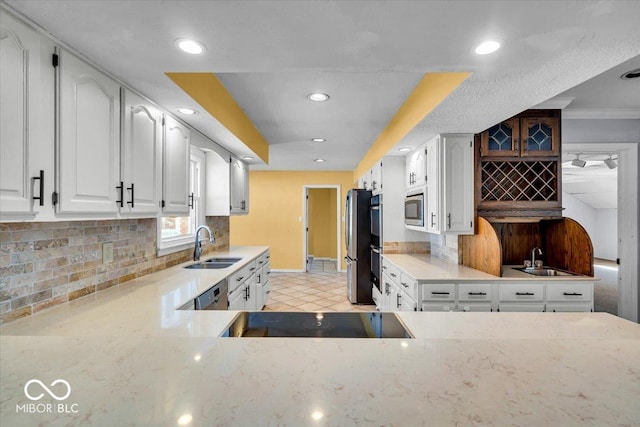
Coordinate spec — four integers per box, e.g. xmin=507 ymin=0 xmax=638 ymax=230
xmin=481 ymin=161 xmax=557 ymax=202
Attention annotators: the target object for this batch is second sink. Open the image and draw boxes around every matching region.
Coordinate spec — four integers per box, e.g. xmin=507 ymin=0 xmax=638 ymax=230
xmin=513 ymin=267 xmax=574 ymax=277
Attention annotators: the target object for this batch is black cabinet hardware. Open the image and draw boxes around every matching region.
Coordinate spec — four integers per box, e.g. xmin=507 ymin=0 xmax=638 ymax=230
xmin=127 ymin=183 xmax=134 ymax=207
xmin=32 ymin=170 xmax=44 ymax=206
xmin=116 ymin=182 xmax=124 ymax=207
xmin=432 ymin=291 xmax=450 ymax=295
xmin=468 ymin=292 xmax=487 ymax=296
xmin=188 ymin=192 xmax=194 ymax=209
xmin=563 ymin=292 xmax=583 ymax=296
xmin=516 ymin=292 xmax=535 ymax=296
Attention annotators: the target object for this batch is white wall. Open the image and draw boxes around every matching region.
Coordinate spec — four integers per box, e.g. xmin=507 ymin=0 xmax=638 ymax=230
xmin=563 ymin=191 xmax=596 ymax=240
xmin=594 ymin=209 xmax=618 ymax=261
xmin=563 ymin=191 xmax=618 ymax=261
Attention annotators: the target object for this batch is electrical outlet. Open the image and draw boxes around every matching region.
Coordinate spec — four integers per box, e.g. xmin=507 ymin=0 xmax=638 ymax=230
xmin=102 ymin=242 xmax=114 ymax=264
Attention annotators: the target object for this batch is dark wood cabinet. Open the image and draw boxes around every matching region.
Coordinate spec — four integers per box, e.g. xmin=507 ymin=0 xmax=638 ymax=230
xmin=475 ymin=110 xmax=562 ymax=219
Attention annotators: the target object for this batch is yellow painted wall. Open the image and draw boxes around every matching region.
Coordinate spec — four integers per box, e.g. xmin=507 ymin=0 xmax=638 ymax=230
xmin=307 ymin=188 xmax=338 ymax=259
xmin=230 ymin=171 xmax=353 ymax=270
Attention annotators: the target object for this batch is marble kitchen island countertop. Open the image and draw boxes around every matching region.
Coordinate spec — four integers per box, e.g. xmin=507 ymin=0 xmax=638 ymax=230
xmin=384 ymin=254 xmax=599 ymax=282
xmin=2 ymin=248 xmax=639 ymax=426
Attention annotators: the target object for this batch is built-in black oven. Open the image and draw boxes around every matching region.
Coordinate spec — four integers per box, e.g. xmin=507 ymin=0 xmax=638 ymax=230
xmin=369 ymin=195 xmax=382 ymax=293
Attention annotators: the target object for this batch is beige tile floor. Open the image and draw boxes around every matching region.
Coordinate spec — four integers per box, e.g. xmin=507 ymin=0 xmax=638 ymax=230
xmin=264 ymin=260 xmax=376 ymax=312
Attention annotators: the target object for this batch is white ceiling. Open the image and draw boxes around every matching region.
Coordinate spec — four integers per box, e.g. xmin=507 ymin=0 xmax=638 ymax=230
xmin=4 ymin=0 xmax=640 ymax=175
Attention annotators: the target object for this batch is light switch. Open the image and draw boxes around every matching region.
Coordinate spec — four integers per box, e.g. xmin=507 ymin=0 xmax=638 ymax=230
xmin=103 ymin=242 xmax=114 ymax=264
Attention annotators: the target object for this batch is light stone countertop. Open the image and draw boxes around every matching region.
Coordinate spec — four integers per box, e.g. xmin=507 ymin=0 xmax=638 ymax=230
xmin=384 ymin=253 xmax=599 ymax=282
xmin=1 ymin=247 xmax=638 ymax=426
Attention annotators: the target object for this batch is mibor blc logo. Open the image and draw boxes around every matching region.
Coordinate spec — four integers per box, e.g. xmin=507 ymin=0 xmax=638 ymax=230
xmin=16 ymin=379 xmax=79 ymax=414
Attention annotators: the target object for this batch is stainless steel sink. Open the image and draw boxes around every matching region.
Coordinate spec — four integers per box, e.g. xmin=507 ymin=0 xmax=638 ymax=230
xmin=184 ymin=262 xmax=235 ymax=270
xmin=513 ymin=267 xmax=575 ymax=277
xmin=204 ymin=257 xmax=242 ymax=263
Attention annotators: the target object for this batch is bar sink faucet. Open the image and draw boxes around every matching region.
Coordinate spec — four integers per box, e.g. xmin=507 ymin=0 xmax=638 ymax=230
xmin=531 ymin=247 xmax=542 ymax=268
xmin=194 ymin=225 xmax=215 ymax=261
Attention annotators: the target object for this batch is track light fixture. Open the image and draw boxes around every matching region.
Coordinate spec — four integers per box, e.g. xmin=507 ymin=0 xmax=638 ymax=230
xmin=571 ymin=154 xmax=586 ymax=168
xmin=604 ymin=155 xmax=617 ymax=169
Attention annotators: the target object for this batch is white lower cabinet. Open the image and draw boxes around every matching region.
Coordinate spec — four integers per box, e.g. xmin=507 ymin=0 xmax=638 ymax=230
xmin=458 ymin=283 xmax=493 ymax=312
xmin=256 ymin=259 xmax=271 ymax=310
xmin=545 ymin=282 xmax=593 ymax=312
xmin=421 ymin=282 xmax=457 ymax=311
xmin=372 ymin=286 xmax=383 ymax=311
xmin=498 ymin=303 xmax=546 ymax=312
xmin=228 ymin=272 xmax=257 ymax=310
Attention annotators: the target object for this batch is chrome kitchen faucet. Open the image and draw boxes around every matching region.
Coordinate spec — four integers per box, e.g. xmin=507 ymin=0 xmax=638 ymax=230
xmin=194 ymin=225 xmax=215 ymax=261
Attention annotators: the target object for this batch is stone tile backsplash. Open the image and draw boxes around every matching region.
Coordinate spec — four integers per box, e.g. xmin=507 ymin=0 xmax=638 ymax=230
xmin=0 ymin=217 xmax=229 ymax=324
xmin=383 ymin=241 xmax=430 ymax=254
xmin=429 ymin=234 xmax=459 ymax=263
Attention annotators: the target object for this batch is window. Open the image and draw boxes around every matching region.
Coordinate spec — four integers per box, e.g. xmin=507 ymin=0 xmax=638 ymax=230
xmin=157 ymin=147 xmax=205 ymax=255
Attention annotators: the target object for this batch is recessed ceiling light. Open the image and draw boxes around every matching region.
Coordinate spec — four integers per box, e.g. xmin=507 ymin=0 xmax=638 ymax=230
xmin=307 ymin=93 xmax=330 ymax=102
xmin=474 ymin=40 xmax=501 ymax=55
xmin=175 ymin=38 xmax=206 ymax=55
xmin=398 ymin=147 xmax=412 ymax=152
xmin=242 ymin=156 xmax=254 ymax=161
xmin=314 ymin=158 xmax=326 ymax=163
xmin=311 ymin=138 xmax=326 ymax=142
xmin=620 ymin=68 xmax=640 ymax=80
xmin=177 ymin=107 xmax=197 ymax=115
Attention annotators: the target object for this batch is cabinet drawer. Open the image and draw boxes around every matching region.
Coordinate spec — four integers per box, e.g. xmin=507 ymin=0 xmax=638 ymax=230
xmin=546 ymin=283 xmax=592 ymax=302
xmin=457 ymin=303 xmax=493 ymax=312
xmin=422 ymin=302 xmax=456 ymax=312
xmin=262 ymin=281 xmax=271 ymax=305
xmin=228 ymin=260 xmax=256 ymax=292
xmin=256 ymin=250 xmax=271 ymax=268
xmin=499 ymin=284 xmax=543 ymax=302
xmin=546 ymin=303 xmax=592 ymax=313
xmin=381 ymin=258 xmax=401 ymax=284
xmin=498 ymin=303 xmax=545 ymax=312
xmin=458 ymin=283 xmax=492 ymax=301
xmin=422 ymin=283 xmax=456 ymax=301
xmin=398 ymin=274 xmax=419 ymax=301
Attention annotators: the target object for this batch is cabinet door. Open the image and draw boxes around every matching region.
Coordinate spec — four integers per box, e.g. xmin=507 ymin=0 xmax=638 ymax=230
xmin=442 ymin=134 xmax=474 ymax=233
xmin=230 ymin=157 xmax=248 ymax=214
xmin=405 ymin=154 xmax=414 ymax=189
xmin=413 ymin=146 xmax=427 ymax=188
xmin=425 ymin=137 xmax=440 ymax=233
xmin=121 ymin=89 xmax=162 ymax=215
xmin=57 ymin=49 xmax=120 ymax=213
xmin=162 ymin=115 xmax=190 ymax=214
xmin=244 ymin=273 xmax=257 ymax=311
xmin=0 ymin=14 xmax=54 ymax=216
xmin=398 ymin=291 xmax=417 ymax=312
xmin=480 ymin=118 xmax=519 ymax=157
xmin=371 ymin=161 xmax=382 ymax=194
xmin=228 ymin=284 xmax=245 ymax=310
xmin=520 ymin=117 xmax=559 ymax=157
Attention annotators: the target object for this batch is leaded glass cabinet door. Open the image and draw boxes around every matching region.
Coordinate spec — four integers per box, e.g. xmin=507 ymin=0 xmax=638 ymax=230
xmin=520 ymin=117 xmax=559 ymax=157
xmin=480 ymin=118 xmax=519 ymax=157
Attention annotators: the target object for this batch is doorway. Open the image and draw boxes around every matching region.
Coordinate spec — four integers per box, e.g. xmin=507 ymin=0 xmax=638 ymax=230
xmin=562 ymin=142 xmax=639 ymax=322
xmin=303 ymin=186 xmax=341 ymax=273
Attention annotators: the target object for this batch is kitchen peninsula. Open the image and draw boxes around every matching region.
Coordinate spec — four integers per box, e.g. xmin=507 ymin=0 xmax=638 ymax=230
xmin=1 ymin=247 xmax=639 ymax=426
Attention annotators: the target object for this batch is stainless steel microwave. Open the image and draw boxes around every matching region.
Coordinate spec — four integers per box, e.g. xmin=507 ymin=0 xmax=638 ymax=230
xmin=405 ymin=193 xmax=425 ymax=227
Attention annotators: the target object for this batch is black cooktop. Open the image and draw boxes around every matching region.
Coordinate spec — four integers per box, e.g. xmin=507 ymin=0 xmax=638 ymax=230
xmin=222 ymin=312 xmax=413 ymax=338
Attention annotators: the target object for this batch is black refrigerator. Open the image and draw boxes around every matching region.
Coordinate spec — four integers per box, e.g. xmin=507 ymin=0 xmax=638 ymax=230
xmin=345 ymin=188 xmax=372 ymax=304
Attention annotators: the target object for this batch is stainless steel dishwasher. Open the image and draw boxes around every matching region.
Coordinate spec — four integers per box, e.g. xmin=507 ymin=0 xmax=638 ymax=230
xmin=194 ymin=279 xmax=228 ymax=310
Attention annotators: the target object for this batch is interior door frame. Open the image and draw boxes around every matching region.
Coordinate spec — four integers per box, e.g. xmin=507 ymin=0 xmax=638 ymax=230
xmin=303 ymin=185 xmax=342 ymax=273
xmin=563 ymin=142 xmax=639 ymax=322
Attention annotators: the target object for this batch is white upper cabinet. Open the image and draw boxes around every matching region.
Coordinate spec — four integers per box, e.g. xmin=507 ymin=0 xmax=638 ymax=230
xmin=442 ymin=134 xmax=474 ymax=233
xmin=120 ymin=89 xmax=162 ymax=215
xmin=230 ymin=157 xmax=249 ymax=214
xmin=162 ymin=115 xmax=190 ymax=214
xmin=406 ymin=134 xmax=474 ymax=235
xmin=406 ymin=145 xmax=427 ymax=191
xmin=57 ymin=49 xmax=120 ymax=214
xmin=425 ymin=136 xmax=440 ymax=234
xmin=0 ymin=13 xmax=55 ymax=217
xmin=370 ymin=160 xmax=382 ymax=195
